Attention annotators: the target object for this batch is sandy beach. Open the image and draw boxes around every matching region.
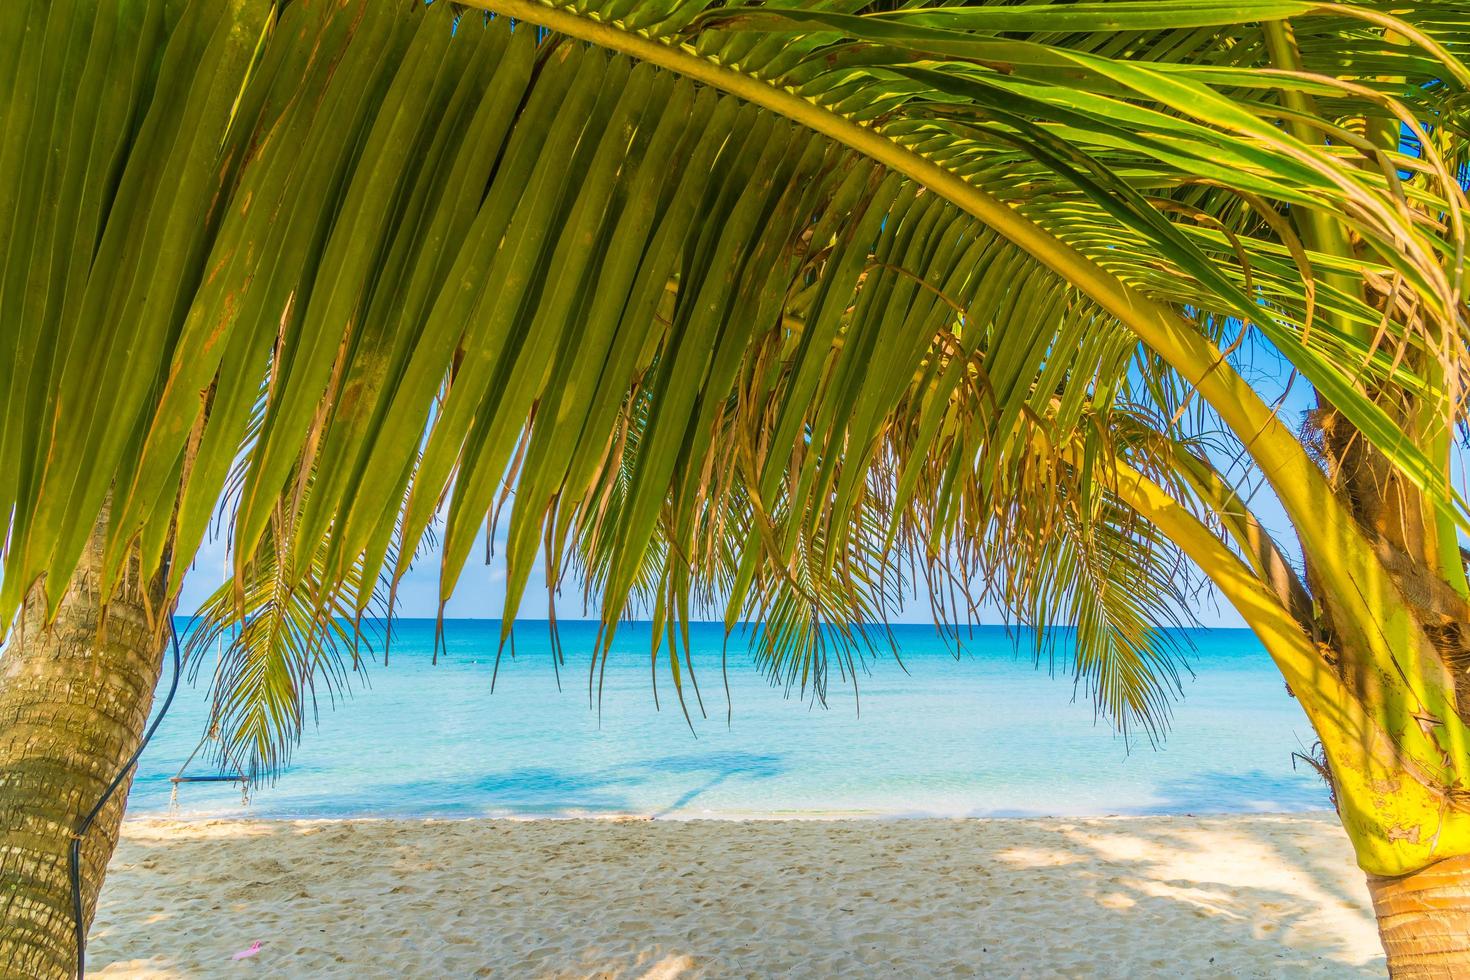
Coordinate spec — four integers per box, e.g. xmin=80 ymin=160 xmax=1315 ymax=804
xmin=89 ymin=812 xmax=1385 ymax=978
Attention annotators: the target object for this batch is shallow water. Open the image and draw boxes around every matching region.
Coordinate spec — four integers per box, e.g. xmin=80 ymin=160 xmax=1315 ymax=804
xmin=128 ymin=620 xmax=1329 ymax=819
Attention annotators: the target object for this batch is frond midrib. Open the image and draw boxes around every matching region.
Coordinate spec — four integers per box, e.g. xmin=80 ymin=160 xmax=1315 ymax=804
xmin=458 ymin=0 xmax=1428 ymax=670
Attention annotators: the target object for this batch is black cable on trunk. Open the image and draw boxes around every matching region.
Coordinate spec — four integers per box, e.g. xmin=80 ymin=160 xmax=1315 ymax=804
xmin=70 ymin=624 xmax=181 ymax=979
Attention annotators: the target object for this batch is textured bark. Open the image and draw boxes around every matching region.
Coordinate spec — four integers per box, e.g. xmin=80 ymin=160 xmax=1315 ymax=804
xmin=1368 ymin=855 xmax=1470 ymax=978
xmin=0 ymin=511 xmax=167 ymax=979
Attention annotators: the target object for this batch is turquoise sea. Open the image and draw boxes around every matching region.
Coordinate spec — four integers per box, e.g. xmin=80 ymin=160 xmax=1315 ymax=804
xmin=128 ymin=621 xmax=1330 ymax=819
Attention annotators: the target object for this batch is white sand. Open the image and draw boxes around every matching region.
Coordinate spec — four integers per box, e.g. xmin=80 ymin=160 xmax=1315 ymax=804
xmin=91 ymin=812 xmax=1385 ymax=978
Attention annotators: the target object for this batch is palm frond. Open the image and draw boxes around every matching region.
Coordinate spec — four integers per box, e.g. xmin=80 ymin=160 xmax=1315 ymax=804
xmin=3 ymin=0 xmax=1467 ymax=753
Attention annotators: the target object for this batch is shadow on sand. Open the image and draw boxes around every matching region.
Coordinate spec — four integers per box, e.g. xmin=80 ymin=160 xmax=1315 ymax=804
xmin=89 ymin=809 xmax=1384 ymax=978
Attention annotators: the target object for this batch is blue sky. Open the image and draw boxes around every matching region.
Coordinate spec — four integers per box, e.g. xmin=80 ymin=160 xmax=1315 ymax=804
xmin=177 ymin=491 xmax=1269 ymax=629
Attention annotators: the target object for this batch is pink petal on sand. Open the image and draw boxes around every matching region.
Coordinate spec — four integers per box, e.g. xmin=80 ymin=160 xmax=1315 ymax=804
xmin=232 ymin=942 xmax=263 ymax=960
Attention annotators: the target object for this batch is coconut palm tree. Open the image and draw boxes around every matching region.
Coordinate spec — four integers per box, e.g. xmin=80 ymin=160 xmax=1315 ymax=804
xmin=2 ymin=0 xmax=1468 ymax=974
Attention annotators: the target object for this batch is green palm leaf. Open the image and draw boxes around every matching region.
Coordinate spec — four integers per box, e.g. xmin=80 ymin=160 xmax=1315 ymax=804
xmin=3 ymin=0 xmax=1467 ymax=761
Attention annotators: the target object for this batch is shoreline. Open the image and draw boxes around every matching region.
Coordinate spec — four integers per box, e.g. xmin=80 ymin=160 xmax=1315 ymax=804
xmin=93 ymin=811 xmax=1384 ymax=977
xmin=116 ymin=804 xmax=1335 ymax=824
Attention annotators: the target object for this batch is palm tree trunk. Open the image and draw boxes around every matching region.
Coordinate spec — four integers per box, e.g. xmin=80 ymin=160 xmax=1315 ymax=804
xmin=0 ymin=508 xmax=168 ymax=979
xmin=1368 ymin=856 xmax=1470 ymax=977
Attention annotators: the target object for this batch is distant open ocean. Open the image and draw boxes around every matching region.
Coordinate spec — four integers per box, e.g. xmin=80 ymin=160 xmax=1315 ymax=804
xmin=128 ymin=621 xmax=1330 ymax=819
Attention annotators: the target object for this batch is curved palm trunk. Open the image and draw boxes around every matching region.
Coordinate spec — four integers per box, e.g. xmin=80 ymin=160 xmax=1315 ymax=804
xmin=0 ymin=510 xmax=168 ymax=978
xmin=1108 ymin=458 xmax=1470 ymax=974
xmin=1314 ymin=410 xmax=1470 ymax=975
xmin=1369 ymin=857 xmax=1470 ymax=977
